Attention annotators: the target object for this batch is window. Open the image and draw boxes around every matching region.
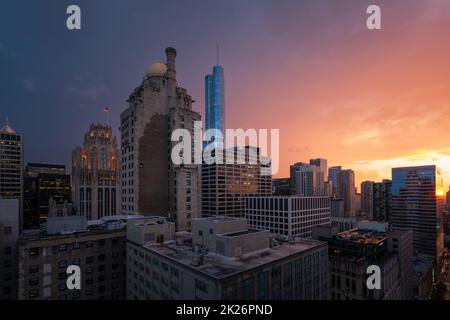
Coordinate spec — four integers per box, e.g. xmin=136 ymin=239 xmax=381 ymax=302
xmin=29 ymin=247 xmax=39 ymax=256
xmin=29 ymin=265 xmax=39 ymax=274
xmin=195 ymin=279 xmax=207 ymax=293
xmin=29 ymin=289 xmax=39 ymax=299
xmin=58 ymin=260 xmax=67 ymax=269
xmin=29 ymin=277 xmax=39 ymax=286
xmin=58 ymin=282 xmax=66 ymax=292
xmin=4 ymin=226 xmax=12 ymax=235
xmin=73 ymin=242 xmax=81 ymax=250
xmin=58 ymin=244 xmax=67 ymax=252
xmin=4 ymin=246 xmax=12 ymax=255
xmin=86 ymin=256 xmax=94 ymax=264
xmin=72 ymin=291 xmax=81 ymax=300
xmin=85 ymin=241 xmax=94 ymax=248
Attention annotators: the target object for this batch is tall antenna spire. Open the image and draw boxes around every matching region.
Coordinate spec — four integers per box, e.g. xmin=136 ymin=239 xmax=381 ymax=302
xmin=216 ymin=42 xmax=220 ymax=65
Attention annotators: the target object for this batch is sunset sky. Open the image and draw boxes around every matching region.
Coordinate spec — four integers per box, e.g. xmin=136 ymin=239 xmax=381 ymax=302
xmin=1 ymin=0 xmax=450 ymax=191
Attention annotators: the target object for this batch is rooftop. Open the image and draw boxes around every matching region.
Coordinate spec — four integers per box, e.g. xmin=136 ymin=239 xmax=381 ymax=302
xmin=21 ymin=215 xmax=143 ymax=242
xmin=142 ymin=238 xmax=326 ymax=280
xmin=335 ymin=228 xmax=387 ymax=245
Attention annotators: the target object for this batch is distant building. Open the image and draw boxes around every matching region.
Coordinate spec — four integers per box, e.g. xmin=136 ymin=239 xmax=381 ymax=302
xmin=313 ymin=223 xmax=413 ymax=300
xmin=0 ymin=121 xmax=24 ymax=229
xmin=0 ymin=199 xmax=20 ymax=300
xmin=245 ymin=195 xmax=331 ymax=241
xmin=202 ymin=147 xmax=272 ymax=217
xmin=373 ymin=179 xmax=392 ymax=222
xmin=204 ymin=51 xmax=225 ymax=145
xmin=272 ymin=178 xmax=290 ymax=195
xmin=327 ymin=167 xmax=355 ymax=216
xmin=328 ymin=166 xmax=341 ymax=196
xmin=361 ymin=181 xmax=374 ymax=219
xmin=391 ymin=165 xmax=445 ymax=261
xmin=23 ymin=163 xmax=71 ymax=229
xmin=72 ymin=124 xmax=120 ymax=221
xmin=310 ymin=158 xmax=328 ymax=181
xmin=120 ymin=48 xmax=201 ymax=231
xmin=17 ymin=211 xmax=139 ymax=300
xmin=290 ymin=162 xmax=325 ymax=196
xmin=126 ymin=216 xmax=329 ymax=300
xmin=330 ymin=198 xmax=345 ymax=218
xmin=354 ymin=192 xmax=361 ymax=216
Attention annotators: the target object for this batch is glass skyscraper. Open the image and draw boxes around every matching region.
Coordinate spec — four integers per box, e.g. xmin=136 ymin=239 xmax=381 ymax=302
xmin=391 ymin=165 xmax=444 ymax=261
xmin=205 ymin=62 xmax=225 ymax=144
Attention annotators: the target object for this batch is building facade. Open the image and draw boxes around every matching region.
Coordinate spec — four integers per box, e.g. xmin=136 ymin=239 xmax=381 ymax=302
xmin=17 ymin=214 xmax=133 ymax=300
xmin=72 ymin=123 xmax=120 ymax=221
xmin=391 ymin=165 xmax=444 ymax=261
xmin=23 ymin=163 xmax=71 ymax=229
xmin=0 ymin=121 xmax=24 ymax=229
xmin=0 ymin=199 xmax=20 ymax=300
xmin=127 ymin=216 xmax=329 ymax=300
xmin=373 ymin=179 xmax=392 ymax=222
xmin=314 ymin=223 xmax=413 ymax=300
xmin=361 ymin=181 xmax=374 ymax=219
xmin=202 ymin=147 xmax=272 ymax=217
xmin=120 ymin=48 xmax=201 ymax=231
xmin=272 ymin=178 xmax=291 ymax=196
xmin=245 ymin=195 xmax=331 ymax=241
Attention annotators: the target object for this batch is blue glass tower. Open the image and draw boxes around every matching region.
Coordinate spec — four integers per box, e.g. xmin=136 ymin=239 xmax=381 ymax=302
xmin=205 ymin=46 xmax=225 ymax=144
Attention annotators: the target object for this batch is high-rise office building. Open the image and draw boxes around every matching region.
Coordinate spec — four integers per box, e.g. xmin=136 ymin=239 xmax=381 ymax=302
xmin=0 ymin=121 xmax=24 ymax=229
xmin=310 ymin=158 xmax=328 ymax=182
xmin=127 ymin=216 xmax=329 ymax=300
xmin=361 ymin=181 xmax=374 ymax=219
xmin=391 ymin=165 xmax=445 ymax=261
xmin=328 ymin=166 xmax=342 ymax=196
xmin=120 ymin=48 xmax=201 ymax=231
xmin=290 ymin=162 xmax=325 ymax=196
xmin=23 ymin=163 xmax=71 ymax=229
xmin=204 ymin=49 xmax=225 ymax=145
xmin=202 ymin=147 xmax=271 ymax=217
xmin=330 ymin=168 xmax=355 ymax=217
xmin=0 ymin=199 xmax=20 ymax=300
xmin=245 ymin=195 xmax=331 ymax=241
xmin=72 ymin=124 xmax=120 ymax=221
xmin=373 ymin=179 xmax=392 ymax=222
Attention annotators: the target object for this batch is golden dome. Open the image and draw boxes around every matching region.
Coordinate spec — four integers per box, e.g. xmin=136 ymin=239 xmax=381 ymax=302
xmin=147 ymin=62 xmax=167 ymax=76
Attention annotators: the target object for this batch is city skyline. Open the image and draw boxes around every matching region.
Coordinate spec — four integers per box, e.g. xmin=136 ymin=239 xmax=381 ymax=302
xmin=2 ymin=0 xmax=450 ymax=191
